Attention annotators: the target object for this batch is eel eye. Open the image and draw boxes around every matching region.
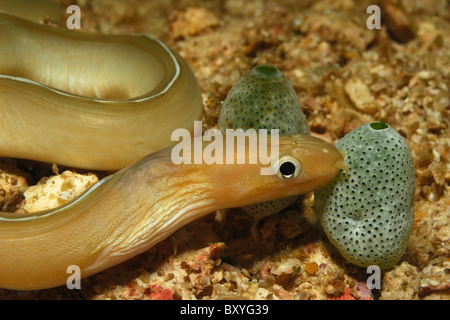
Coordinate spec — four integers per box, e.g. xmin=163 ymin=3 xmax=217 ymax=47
xmin=274 ymin=157 xmax=302 ymax=179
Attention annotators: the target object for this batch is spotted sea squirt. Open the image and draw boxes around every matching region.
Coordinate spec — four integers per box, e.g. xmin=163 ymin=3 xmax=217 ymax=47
xmin=218 ymin=65 xmax=309 ymax=135
xmin=218 ymin=64 xmax=310 ymax=221
xmin=315 ymin=122 xmax=415 ymax=269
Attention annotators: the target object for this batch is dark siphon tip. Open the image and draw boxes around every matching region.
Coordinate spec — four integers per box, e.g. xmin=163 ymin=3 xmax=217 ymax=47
xmin=370 ymin=121 xmax=389 ymax=130
xmin=253 ymin=64 xmax=280 ymax=78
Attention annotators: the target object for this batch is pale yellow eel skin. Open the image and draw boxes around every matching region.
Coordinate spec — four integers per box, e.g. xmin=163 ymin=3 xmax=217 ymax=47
xmin=0 ymin=12 xmax=203 ymax=170
xmin=0 ymin=134 xmax=345 ymax=290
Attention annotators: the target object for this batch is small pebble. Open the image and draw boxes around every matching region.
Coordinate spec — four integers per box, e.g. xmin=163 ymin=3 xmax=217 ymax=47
xmin=325 ymin=284 xmax=337 ymax=295
xmin=381 ymin=0 xmax=415 ymax=43
xmin=304 ymin=262 xmax=319 ymax=275
xmin=344 ymin=78 xmax=378 ymax=114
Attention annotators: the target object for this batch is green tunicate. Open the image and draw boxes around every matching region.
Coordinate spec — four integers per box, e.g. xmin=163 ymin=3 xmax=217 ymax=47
xmin=218 ymin=64 xmax=309 ymax=223
xmin=218 ymin=64 xmax=309 ymax=136
xmin=315 ymin=122 xmax=415 ymax=269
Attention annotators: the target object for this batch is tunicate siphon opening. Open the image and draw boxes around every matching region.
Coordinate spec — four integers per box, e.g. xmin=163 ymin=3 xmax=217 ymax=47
xmin=370 ymin=121 xmax=389 ymax=130
xmin=254 ymin=65 xmax=279 ymax=78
